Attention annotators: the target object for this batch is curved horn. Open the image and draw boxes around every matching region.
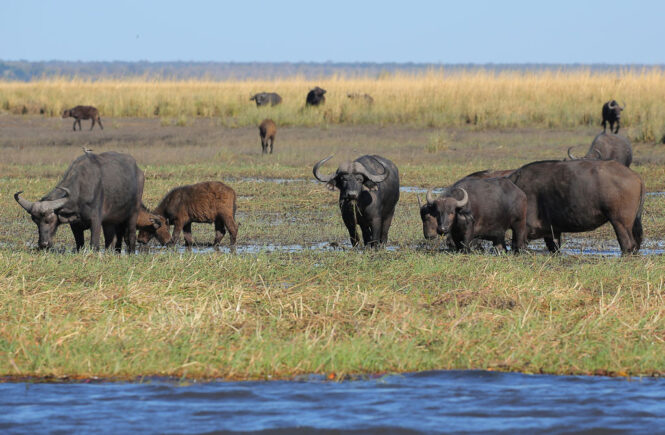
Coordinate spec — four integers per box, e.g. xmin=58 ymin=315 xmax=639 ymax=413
xmin=354 ymin=158 xmax=388 ymax=183
xmin=417 ymin=194 xmax=422 ymax=208
xmin=454 ymin=188 xmax=469 ymax=208
xmin=313 ymin=155 xmax=335 ymax=183
xmin=35 ymin=197 xmax=69 ymax=213
xmin=567 ymin=146 xmax=577 ymax=160
xmin=14 ymin=191 xmax=34 ymax=213
xmin=592 ymin=149 xmax=602 ymax=159
xmin=426 ymin=189 xmax=435 ymax=204
xmin=56 ymin=186 xmax=71 ymax=196
xmin=608 ymin=100 xmax=617 ymax=108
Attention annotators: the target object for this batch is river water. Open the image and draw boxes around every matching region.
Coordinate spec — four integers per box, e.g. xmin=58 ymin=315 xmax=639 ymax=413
xmin=2 ymin=370 xmax=664 ymax=434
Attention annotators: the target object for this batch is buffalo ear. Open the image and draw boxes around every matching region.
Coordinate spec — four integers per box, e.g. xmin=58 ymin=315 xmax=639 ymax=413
xmin=326 ymin=180 xmax=337 ymax=191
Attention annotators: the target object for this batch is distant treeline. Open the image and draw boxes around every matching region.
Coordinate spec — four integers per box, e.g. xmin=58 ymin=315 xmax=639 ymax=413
xmin=1 ymin=61 xmax=664 ymax=81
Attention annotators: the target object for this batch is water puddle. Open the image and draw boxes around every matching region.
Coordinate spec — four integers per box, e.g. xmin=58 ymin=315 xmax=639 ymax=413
xmin=647 ymin=191 xmax=665 ymax=197
xmin=2 ymin=370 xmax=664 ymax=433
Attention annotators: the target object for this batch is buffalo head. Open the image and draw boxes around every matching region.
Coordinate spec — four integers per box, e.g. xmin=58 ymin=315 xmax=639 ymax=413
xmin=137 ymin=211 xmax=172 ymax=246
xmin=61 ymin=109 xmax=71 ymax=118
xmin=426 ymin=187 xmax=469 ymax=236
xmin=313 ymin=155 xmax=388 ymax=200
xmin=15 ymin=188 xmax=71 ymax=249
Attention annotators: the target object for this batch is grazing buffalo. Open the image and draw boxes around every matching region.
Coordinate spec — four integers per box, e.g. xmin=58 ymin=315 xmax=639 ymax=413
xmin=259 ymin=119 xmax=277 ymax=154
xmin=347 ymin=93 xmax=374 ymax=104
xmin=567 ymin=133 xmax=632 ymax=167
xmin=601 ymin=100 xmax=625 ymax=134
xmin=62 ymin=105 xmax=103 ymax=131
xmin=15 ymin=152 xmax=143 ymax=252
xmin=508 ymin=160 xmax=644 ymax=254
xmin=306 ymin=86 xmax=327 ymax=106
xmin=313 ymin=155 xmax=399 ymax=247
xmin=422 ymin=178 xmax=527 ymax=253
xmin=250 ymin=92 xmax=282 ymax=107
xmin=108 ymin=204 xmax=172 ymax=251
xmin=137 ymin=181 xmax=238 ymax=248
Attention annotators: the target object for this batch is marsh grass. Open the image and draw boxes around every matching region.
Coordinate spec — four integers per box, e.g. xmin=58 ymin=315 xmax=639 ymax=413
xmin=3 ymin=70 xmax=665 ymax=141
xmin=3 ymin=119 xmax=665 ymax=379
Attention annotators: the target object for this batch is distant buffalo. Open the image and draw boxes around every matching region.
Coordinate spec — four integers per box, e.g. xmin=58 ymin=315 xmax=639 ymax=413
xmin=313 ymin=155 xmax=399 ymax=247
xmin=306 ymin=86 xmax=327 ymax=106
xmin=250 ymin=92 xmax=282 ymax=107
xmin=567 ymin=133 xmax=632 ymax=167
xmin=259 ymin=119 xmax=276 ymax=154
xmin=347 ymin=93 xmax=374 ymax=104
xmin=62 ymin=105 xmax=103 ymax=131
xmin=601 ymin=100 xmax=625 ymax=134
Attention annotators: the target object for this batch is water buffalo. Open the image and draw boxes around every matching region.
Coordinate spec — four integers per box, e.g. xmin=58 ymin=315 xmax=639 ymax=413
xmin=62 ymin=105 xmax=103 ymax=131
xmin=508 ymin=160 xmax=644 ymax=254
xmin=567 ymin=133 xmax=632 ymax=167
xmin=250 ymin=92 xmax=282 ymax=107
xmin=306 ymin=86 xmax=327 ymax=106
xmin=137 ymin=181 xmax=238 ymax=248
xmin=313 ymin=155 xmax=399 ymax=247
xmin=422 ymin=178 xmax=527 ymax=253
xmin=347 ymin=93 xmax=374 ymax=104
xmin=601 ymin=100 xmax=625 ymax=134
xmin=15 ymin=152 xmax=143 ymax=252
xmin=259 ymin=119 xmax=276 ymax=154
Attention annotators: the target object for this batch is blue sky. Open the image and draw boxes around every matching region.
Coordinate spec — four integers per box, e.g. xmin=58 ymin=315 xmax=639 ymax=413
xmin=2 ymin=0 xmax=664 ymax=63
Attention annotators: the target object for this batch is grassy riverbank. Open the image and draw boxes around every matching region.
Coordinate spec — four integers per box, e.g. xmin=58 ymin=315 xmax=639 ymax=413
xmin=3 ymin=71 xmax=665 ymax=141
xmin=3 ymin=250 xmax=665 ymax=380
xmin=2 ymin=117 xmax=665 ymax=379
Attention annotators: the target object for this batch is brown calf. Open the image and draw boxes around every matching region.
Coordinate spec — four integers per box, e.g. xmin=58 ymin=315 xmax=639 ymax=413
xmin=137 ymin=181 xmax=238 ymax=247
xmin=62 ymin=105 xmax=103 ymax=131
xmin=259 ymin=119 xmax=277 ymax=154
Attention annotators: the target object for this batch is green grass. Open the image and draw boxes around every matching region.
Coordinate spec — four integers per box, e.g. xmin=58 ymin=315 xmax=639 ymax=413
xmin=2 ymin=118 xmax=665 ymax=379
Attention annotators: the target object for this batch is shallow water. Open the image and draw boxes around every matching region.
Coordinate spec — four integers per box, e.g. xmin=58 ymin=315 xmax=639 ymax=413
xmin=2 ymin=370 xmax=664 ymax=434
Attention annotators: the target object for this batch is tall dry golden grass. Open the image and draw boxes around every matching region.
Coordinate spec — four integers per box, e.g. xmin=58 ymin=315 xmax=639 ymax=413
xmin=2 ymin=70 xmax=665 ymax=141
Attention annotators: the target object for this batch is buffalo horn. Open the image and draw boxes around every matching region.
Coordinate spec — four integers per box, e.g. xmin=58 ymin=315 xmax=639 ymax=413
xmin=426 ymin=189 xmax=435 ymax=204
xmin=354 ymin=159 xmax=388 ymax=183
xmin=608 ymin=100 xmax=616 ymax=108
xmin=621 ymin=101 xmax=626 ymax=109
xmin=14 ymin=191 xmax=34 ymax=213
xmin=567 ymin=146 xmax=577 ymax=160
xmin=592 ymin=149 xmax=602 ymax=159
xmin=313 ymin=155 xmax=336 ymax=183
xmin=454 ymin=188 xmax=469 ymax=208
xmin=417 ymin=194 xmax=422 ymax=208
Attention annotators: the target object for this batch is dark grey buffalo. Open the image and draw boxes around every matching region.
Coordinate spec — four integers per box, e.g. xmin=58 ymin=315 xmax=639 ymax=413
xmin=62 ymin=105 xmax=103 ymax=131
xmin=15 ymin=152 xmax=144 ymax=252
xmin=421 ymin=178 xmax=527 ymax=253
xmin=313 ymin=155 xmax=399 ymax=247
xmin=250 ymin=92 xmax=282 ymax=107
xmin=567 ymin=133 xmax=632 ymax=167
xmin=418 ymin=168 xmax=515 ymax=241
xmin=601 ymin=100 xmax=625 ymax=134
xmin=306 ymin=86 xmax=327 ymax=106
xmin=508 ymin=159 xmax=644 ymax=254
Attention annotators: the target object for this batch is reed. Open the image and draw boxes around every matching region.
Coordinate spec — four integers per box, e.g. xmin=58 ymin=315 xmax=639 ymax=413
xmin=2 ymin=70 xmax=665 ymax=141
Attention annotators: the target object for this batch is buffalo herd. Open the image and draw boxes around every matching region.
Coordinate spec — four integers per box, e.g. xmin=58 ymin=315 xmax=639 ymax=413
xmin=18 ymin=100 xmax=645 ymax=255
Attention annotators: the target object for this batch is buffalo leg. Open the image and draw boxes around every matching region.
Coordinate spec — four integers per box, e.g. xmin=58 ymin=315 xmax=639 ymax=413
xmin=492 ymin=237 xmax=507 ymax=253
xmin=214 ymin=218 xmax=226 ymax=245
xmin=70 ymin=223 xmax=85 ymax=251
xmin=363 ymin=217 xmax=383 ymax=247
xmin=90 ymin=118 xmax=95 ymax=130
xmin=102 ymin=225 xmax=118 ymax=251
xmin=610 ymin=220 xmax=638 ymax=255
xmin=380 ymin=211 xmax=395 ymax=245
xmin=97 ymin=118 xmax=103 ymax=130
xmin=614 ymin=121 xmax=620 ymax=134
xmin=73 ymin=120 xmax=78 ymax=131
xmin=183 ymin=222 xmax=194 ymax=247
xmin=170 ymin=219 xmax=184 ymax=246
xmin=341 ymin=206 xmax=361 ymax=247
xmin=89 ymin=217 xmax=102 ymax=251
xmin=269 ymin=137 xmax=274 ymax=154
xmin=219 ymin=212 xmax=238 ymax=245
